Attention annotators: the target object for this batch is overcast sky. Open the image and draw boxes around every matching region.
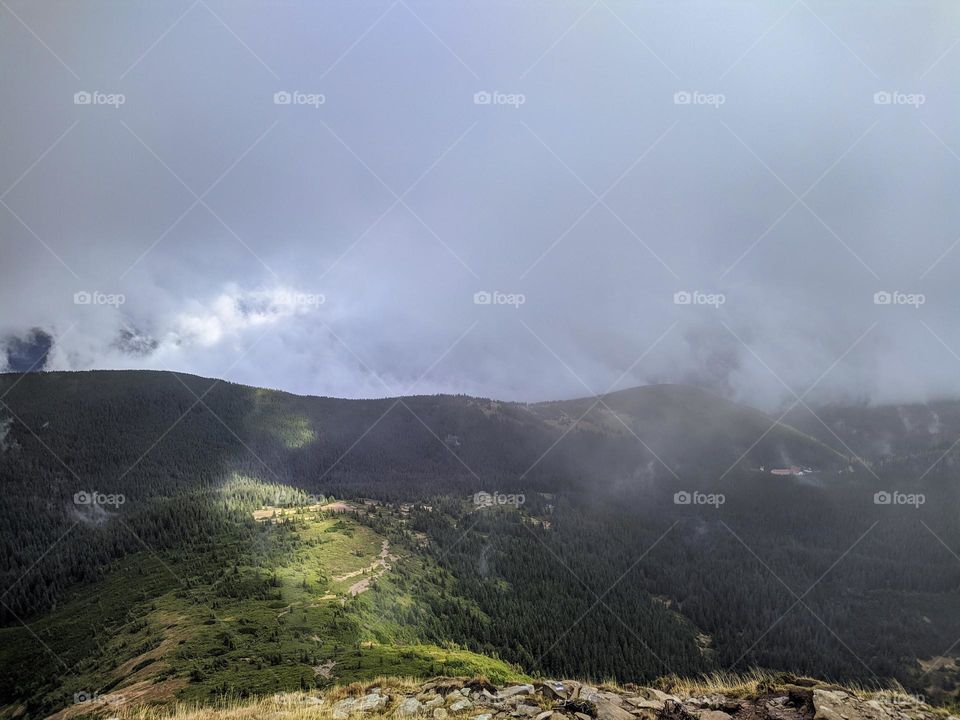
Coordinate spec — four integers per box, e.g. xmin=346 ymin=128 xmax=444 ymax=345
xmin=2 ymin=0 xmax=960 ymax=410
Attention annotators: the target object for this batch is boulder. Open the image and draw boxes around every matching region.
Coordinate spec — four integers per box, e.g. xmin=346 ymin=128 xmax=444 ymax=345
xmin=624 ymin=698 xmax=664 ymax=712
xmin=473 ymin=715 xmax=493 ymax=720
xmin=332 ymin=699 xmax=359 ymax=719
xmin=536 ymin=682 xmax=570 ymax=701
xmin=513 ymin=706 xmax=542 ymax=718
xmin=451 ymin=699 xmax=474 ymax=713
xmin=434 ymin=709 xmax=449 ymax=720
xmin=593 ymin=700 xmax=636 ymax=720
xmin=498 ymin=686 xmax=536 ymax=700
xmin=698 ymin=711 xmax=732 ymax=720
xmin=398 ymin=698 xmax=424 ymax=717
xmin=813 ymin=690 xmax=898 ymax=720
xmin=361 ymin=693 xmax=389 ymax=712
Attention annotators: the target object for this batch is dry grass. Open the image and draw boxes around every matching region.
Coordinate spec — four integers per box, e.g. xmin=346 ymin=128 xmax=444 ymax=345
xmin=96 ymin=672 xmax=954 ymax=720
xmin=114 ymin=693 xmax=332 ymax=720
xmin=653 ymin=669 xmax=872 ymax=698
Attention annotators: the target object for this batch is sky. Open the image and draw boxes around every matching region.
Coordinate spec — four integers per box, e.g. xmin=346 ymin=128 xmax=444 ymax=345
xmin=2 ymin=0 xmax=960 ymax=411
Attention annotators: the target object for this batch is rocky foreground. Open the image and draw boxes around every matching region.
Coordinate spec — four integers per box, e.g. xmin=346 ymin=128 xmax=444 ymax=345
xmin=311 ymin=678 xmax=953 ymax=720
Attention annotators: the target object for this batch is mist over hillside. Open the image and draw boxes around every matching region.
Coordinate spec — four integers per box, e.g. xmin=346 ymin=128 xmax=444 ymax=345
xmin=1 ymin=370 xmax=959 ymax=717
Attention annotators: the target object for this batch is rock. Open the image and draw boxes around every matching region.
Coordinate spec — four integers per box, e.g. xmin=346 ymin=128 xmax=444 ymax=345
xmin=451 ymin=699 xmax=474 ymax=713
xmin=498 ymin=686 xmax=536 ymax=700
xmin=332 ymin=699 xmax=359 ymax=719
xmin=425 ymin=697 xmax=445 ymax=709
xmin=535 ymin=712 xmax=555 ymax=720
xmin=536 ymin=682 xmax=569 ymax=701
xmin=398 ymin=698 xmax=424 ymax=717
xmin=699 ymin=711 xmax=732 ymax=720
xmin=814 ymin=690 xmax=859 ymax=720
xmin=813 ymin=690 xmax=898 ymax=720
xmin=362 ymin=693 xmax=389 ymax=712
xmin=641 ymin=689 xmax=679 ymax=704
xmin=594 ymin=700 xmax=636 ymax=720
xmin=434 ymin=709 xmax=449 ymax=720
xmin=513 ymin=705 xmax=542 ymax=718
xmin=473 ymin=715 xmax=493 ymax=720
xmin=624 ymin=698 xmax=664 ymax=712
xmin=575 ymin=713 xmax=593 ymax=720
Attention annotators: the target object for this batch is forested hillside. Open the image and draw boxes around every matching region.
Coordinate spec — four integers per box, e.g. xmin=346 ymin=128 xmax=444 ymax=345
xmin=1 ymin=371 xmax=959 ymax=718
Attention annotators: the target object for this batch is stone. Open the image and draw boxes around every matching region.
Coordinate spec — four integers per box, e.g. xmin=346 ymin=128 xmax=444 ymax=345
xmin=643 ymin=689 xmax=679 ymax=704
xmin=451 ymin=699 xmax=474 ymax=713
xmin=575 ymin=713 xmax=593 ymax=720
xmin=514 ymin=705 xmax=541 ymax=718
xmin=536 ymin=683 xmax=569 ymax=701
xmin=699 ymin=711 xmax=732 ymax=720
xmin=813 ymin=691 xmax=857 ymax=720
xmin=425 ymin=697 xmax=446 ymax=709
xmin=813 ymin=690 xmax=897 ymax=720
xmin=361 ymin=693 xmax=388 ymax=712
xmin=473 ymin=715 xmax=493 ymax=720
xmin=398 ymin=698 xmax=424 ymax=717
xmin=624 ymin=698 xmax=664 ymax=712
xmin=594 ymin=700 xmax=636 ymax=720
xmin=536 ymin=712 xmax=555 ymax=720
xmin=332 ymin=699 xmax=359 ymax=719
xmin=434 ymin=709 xmax=449 ymax=720
xmin=498 ymin=686 xmax=536 ymax=700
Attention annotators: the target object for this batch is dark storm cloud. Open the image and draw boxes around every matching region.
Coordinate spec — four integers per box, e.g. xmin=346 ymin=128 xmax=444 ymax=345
xmin=2 ymin=1 xmax=960 ymax=410
xmin=1 ymin=328 xmax=53 ymax=372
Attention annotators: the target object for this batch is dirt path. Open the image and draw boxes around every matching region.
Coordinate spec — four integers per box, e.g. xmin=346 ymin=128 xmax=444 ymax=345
xmin=335 ymin=540 xmax=393 ymax=596
xmin=333 ymin=540 xmax=391 ymax=582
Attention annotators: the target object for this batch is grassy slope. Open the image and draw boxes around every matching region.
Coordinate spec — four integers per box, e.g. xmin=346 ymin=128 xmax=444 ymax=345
xmin=0 ymin=496 xmax=523 ymax=719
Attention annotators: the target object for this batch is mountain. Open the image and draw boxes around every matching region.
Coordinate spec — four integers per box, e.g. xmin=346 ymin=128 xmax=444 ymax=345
xmin=1 ymin=371 xmax=959 ymax=718
xmin=0 ymin=370 xmax=848 ymax=498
